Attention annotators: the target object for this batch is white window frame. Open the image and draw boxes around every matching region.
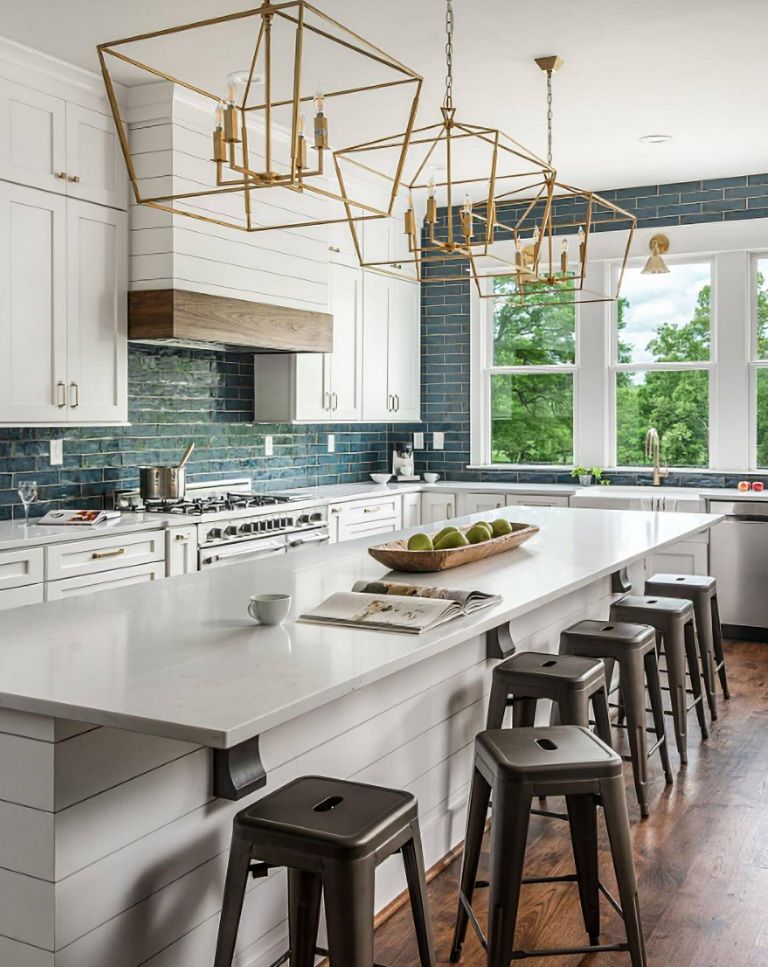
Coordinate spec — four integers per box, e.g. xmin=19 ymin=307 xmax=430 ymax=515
xmin=607 ymin=255 xmax=716 ymax=470
xmin=749 ymin=252 xmax=768 ymax=469
xmin=470 ymin=271 xmax=580 ymax=469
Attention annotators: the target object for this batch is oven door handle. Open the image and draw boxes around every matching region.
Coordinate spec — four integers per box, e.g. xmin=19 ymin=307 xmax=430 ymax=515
xmin=201 ymin=542 xmax=285 ymax=565
xmin=289 ymin=534 xmax=331 ymax=548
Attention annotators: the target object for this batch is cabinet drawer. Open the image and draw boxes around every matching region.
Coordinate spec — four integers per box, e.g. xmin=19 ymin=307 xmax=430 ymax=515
xmin=46 ymin=530 xmax=165 ymax=580
xmin=0 ymin=583 xmax=44 ymax=612
xmin=342 ymin=519 xmax=399 ymax=541
xmin=0 ymin=546 xmax=44 ymax=591
xmin=46 ymin=562 xmax=165 ymax=601
xmin=334 ymin=496 xmax=402 ymax=526
xmin=506 ymin=495 xmax=570 ymax=508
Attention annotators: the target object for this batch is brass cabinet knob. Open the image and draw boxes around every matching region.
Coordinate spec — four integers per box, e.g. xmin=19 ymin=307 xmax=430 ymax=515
xmin=56 ymin=172 xmax=67 ymax=180
xmin=69 ymin=175 xmax=81 ymax=183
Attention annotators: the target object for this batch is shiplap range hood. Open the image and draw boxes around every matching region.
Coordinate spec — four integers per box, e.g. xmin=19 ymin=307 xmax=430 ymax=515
xmin=128 ymin=290 xmax=333 ymax=353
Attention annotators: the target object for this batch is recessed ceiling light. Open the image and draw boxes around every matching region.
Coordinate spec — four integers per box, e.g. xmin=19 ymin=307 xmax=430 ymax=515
xmin=639 ymin=134 xmax=673 ymax=144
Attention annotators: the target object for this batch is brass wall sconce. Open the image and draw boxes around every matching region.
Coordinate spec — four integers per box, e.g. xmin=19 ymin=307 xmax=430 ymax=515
xmin=641 ymin=234 xmax=671 ymax=274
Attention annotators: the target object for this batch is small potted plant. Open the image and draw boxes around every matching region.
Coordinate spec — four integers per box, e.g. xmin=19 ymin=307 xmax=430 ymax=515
xmin=571 ymin=466 xmax=607 ymax=487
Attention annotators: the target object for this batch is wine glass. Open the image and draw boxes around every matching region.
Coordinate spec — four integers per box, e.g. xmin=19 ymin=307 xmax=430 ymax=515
xmin=17 ymin=480 xmax=37 ymax=526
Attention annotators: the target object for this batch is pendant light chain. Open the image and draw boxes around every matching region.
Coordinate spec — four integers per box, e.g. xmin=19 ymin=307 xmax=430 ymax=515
xmin=444 ymin=0 xmax=454 ymax=110
xmin=546 ymin=69 xmax=553 ymax=167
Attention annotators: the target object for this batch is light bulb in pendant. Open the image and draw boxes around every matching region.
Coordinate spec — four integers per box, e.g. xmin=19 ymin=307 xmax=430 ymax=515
xmin=313 ymin=85 xmax=328 ymax=149
xmin=297 ymin=114 xmax=308 ymax=169
xmin=426 ymin=176 xmax=437 ymax=224
xmin=560 ymin=237 xmax=569 ymax=273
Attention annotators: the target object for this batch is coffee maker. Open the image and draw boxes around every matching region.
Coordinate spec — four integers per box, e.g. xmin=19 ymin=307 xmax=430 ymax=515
xmin=392 ymin=441 xmax=419 ymax=481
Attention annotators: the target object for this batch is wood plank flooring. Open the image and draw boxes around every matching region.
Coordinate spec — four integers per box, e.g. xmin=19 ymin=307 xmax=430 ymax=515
xmin=374 ymin=640 xmax=768 ymax=966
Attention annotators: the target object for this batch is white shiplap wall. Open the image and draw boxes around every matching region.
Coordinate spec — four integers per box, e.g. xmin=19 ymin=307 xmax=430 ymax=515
xmin=0 ymin=572 xmax=628 ymax=967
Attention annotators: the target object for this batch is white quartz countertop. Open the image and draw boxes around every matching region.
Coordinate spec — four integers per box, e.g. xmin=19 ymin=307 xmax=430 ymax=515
xmin=0 ymin=515 xmax=167 ymax=552
xmin=0 ymin=505 xmax=722 ymax=749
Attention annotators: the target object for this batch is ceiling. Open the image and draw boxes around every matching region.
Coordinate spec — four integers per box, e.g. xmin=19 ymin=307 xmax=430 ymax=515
xmin=3 ymin=0 xmax=767 ymax=191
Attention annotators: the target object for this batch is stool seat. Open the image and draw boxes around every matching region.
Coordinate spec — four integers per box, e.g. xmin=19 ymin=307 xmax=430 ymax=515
xmin=562 ymin=619 xmax=657 ymax=654
xmin=646 ymin=573 xmax=716 ymax=597
xmin=235 ymin=775 xmax=415 ymax=861
xmin=493 ymin=650 xmax=605 ymax=687
xmin=477 ymin=726 xmax=622 ymax=784
xmin=612 ymin=594 xmax=693 ymax=622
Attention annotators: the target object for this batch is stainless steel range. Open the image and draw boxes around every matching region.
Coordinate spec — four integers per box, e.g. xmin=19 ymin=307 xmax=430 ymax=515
xmin=111 ymin=479 xmax=329 ymax=570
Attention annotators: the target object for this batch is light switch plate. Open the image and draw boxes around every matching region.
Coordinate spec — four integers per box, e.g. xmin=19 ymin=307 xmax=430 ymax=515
xmin=433 ymin=432 xmax=445 ymax=450
xmin=264 ymin=435 xmax=273 ymax=456
xmin=49 ymin=440 xmax=63 ymax=466
xmin=328 ymin=434 xmax=335 ymax=453
xmin=413 ymin=432 xmax=425 ymax=449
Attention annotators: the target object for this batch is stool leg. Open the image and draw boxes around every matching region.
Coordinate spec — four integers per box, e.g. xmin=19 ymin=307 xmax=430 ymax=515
xmin=645 ymin=650 xmax=673 ymax=785
xmin=684 ymin=619 xmax=708 ymax=740
xmin=600 ymin=775 xmax=648 ymax=967
xmin=512 ymin=696 xmax=537 ymax=728
xmin=693 ymin=597 xmax=718 ymax=721
xmin=662 ymin=626 xmax=688 ymax=765
xmin=566 ymin=793 xmax=601 ymax=946
xmin=288 ymin=870 xmax=322 ymax=967
xmin=591 ymin=684 xmax=613 ymax=749
xmin=451 ymin=765 xmax=492 ymax=962
xmin=487 ymin=782 xmax=532 ymax=967
xmin=402 ymin=819 xmax=437 ymax=967
xmin=711 ymin=595 xmax=730 ymax=700
xmin=620 ymin=652 xmax=651 ymax=817
xmin=213 ymin=831 xmax=253 ymax=967
xmin=558 ymin=687 xmax=590 ymax=729
xmin=323 ymin=858 xmax=375 ymax=967
xmin=486 ymin=678 xmax=509 ymax=730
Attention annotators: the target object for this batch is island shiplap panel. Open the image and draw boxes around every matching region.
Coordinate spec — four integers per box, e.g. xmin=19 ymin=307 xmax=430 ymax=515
xmin=0 ymin=935 xmax=53 ymax=967
xmin=128 ymin=86 xmax=331 ymax=314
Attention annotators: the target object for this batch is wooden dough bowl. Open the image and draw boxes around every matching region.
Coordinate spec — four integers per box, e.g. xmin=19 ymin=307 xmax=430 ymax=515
xmin=368 ymin=522 xmax=540 ymax=572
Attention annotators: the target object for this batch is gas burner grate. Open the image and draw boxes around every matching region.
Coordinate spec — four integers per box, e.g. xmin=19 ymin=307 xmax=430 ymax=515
xmin=141 ymin=492 xmax=299 ymax=516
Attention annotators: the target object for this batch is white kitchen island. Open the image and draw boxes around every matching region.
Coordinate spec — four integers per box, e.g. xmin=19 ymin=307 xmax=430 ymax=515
xmin=0 ymin=505 xmax=721 ymax=967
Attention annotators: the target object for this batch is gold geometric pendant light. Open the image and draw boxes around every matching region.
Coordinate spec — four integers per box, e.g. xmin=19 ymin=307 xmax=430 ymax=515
xmin=97 ymin=2 xmax=422 ymax=235
xmin=486 ymin=57 xmax=637 ymax=307
xmin=334 ymin=0 xmax=555 ymax=282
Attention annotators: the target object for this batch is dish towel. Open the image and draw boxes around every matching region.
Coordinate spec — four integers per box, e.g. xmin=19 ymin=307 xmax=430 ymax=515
xmin=639 ymin=495 xmax=678 ymax=512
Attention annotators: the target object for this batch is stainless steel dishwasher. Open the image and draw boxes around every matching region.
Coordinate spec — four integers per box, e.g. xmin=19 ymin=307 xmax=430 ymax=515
xmin=709 ymin=500 xmax=768 ymax=640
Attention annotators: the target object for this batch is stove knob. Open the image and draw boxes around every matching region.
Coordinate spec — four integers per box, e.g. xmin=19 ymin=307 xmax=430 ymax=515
xmin=224 ymin=525 xmax=238 ymax=538
xmin=280 ymin=517 xmax=292 ymax=528
xmin=310 ymin=512 xmax=323 ymax=522
xmin=208 ymin=527 xmax=223 ymax=540
xmin=238 ymin=522 xmax=254 ymax=535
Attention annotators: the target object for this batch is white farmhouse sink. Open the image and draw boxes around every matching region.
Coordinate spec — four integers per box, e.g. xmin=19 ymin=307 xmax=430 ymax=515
xmin=570 ymin=486 xmax=704 ymax=512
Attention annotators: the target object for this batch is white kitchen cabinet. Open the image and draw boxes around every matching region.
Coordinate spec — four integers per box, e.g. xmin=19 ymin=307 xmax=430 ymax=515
xmin=330 ymin=494 xmax=402 ymax=543
xmin=328 ymin=205 xmax=363 ymax=267
xmin=45 ymin=561 xmax=165 ymax=600
xmin=0 ymin=182 xmax=128 ymax=425
xmin=506 ymin=495 xmax=570 ymax=508
xmin=166 ymin=526 xmax=198 ymax=577
xmin=0 ymin=546 xmax=44 ymax=592
xmin=0 ymin=582 xmax=44 ymax=611
xmin=46 ymin=529 xmax=165 ymax=581
xmin=360 ymin=214 xmax=418 ymax=282
xmin=362 ymin=273 xmax=421 ymax=421
xmin=646 ymin=539 xmax=708 ymax=580
xmin=465 ymin=493 xmax=506 ymax=515
xmin=254 ymin=263 xmax=363 ymax=422
xmin=421 ymin=492 xmax=457 ymax=525
xmin=402 ymin=492 xmax=421 ymax=529
xmin=0 ymin=79 xmax=127 ymax=209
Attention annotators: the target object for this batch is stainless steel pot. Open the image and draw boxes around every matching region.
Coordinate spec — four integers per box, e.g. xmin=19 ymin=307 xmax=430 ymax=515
xmin=139 ymin=443 xmax=195 ymax=501
xmin=139 ymin=465 xmax=186 ymax=501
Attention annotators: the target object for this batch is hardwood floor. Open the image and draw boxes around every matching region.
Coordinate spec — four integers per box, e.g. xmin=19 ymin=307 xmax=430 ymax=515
xmin=374 ymin=640 xmax=768 ymax=966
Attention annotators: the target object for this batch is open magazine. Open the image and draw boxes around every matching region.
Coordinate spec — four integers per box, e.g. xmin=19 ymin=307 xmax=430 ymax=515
xmin=299 ymin=580 xmax=502 ymax=635
xmin=37 ymin=510 xmax=122 ymax=526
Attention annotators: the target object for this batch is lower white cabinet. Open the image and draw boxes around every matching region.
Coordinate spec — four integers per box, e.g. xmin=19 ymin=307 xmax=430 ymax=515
xmin=645 ymin=539 xmax=709 ymax=581
xmin=45 ymin=561 xmax=165 ymax=600
xmin=506 ymin=495 xmax=570 ymax=508
xmin=0 ymin=546 xmax=44 ymax=591
xmin=465 ymin=493 xmax=506 ymax=515
xmin=330 ymin=495 xmax=402 ymax=543
xmin=0 ymin=583 xmax=44 ymax=611
xmin=46 ymin=529 xmax=165 ymax=581
xmin=402 ymin=492 xmax=421 ymax=529
xmin=166 ymin=526 xmax=198 ymax=577
xmin=421 ymin=492 xmax=457 ymax=525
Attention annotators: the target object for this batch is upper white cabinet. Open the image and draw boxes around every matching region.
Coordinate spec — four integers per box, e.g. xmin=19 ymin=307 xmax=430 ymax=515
xmin=362 ymin=273 xmax=421 ymax=422
xmin=0 ymin=78 xmax=127 ymax=210
xmin=255 ymin=262 xmax=364 ymax=423
xmin=0 ymin=181 xmax=127 ymax=425
xmin=358 ymin=213 xmax=418 ymax=282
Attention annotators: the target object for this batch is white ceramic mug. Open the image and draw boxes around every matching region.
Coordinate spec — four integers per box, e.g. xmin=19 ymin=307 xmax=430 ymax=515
xmin=248 ymin=593 xmax=291 ymax=626
xmin=424 ymin=472 xmax=439 ymax=484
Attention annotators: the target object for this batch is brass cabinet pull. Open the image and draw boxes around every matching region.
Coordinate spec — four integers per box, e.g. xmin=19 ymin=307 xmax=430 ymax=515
xmin=446 ymin=503 xmax=452 ymax=517
xmin=70 ymin=382 xmax=79 ymax=408
xmin=93 ymin=548 xmax=125 ymax=560
xmin=324 ymin=391 xmax=332 ymax=411
xmin=57 ymin=381 xmax=66 ymax=408
xmin=332 ymin=392 xmax=338 ymax=411
xmin=387 ymin=394 xmax=393 ymax=412
xmin=363 ymin=506 xmax=382 ymax=513
xmin=331 ymin=507 xmax=342 ymax=514
xmin=175 ymin=533 xmax=191 ymax=541
xmin=394 ymin=394 xmax=400 ymax=411
xmin=69 ymin=175 xmax=81 ymax=183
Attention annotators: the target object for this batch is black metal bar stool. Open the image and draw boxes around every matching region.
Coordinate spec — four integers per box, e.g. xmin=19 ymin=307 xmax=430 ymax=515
xmin=559 ymin=620 xmax=673 ymax=817
xmin=486 ymin=650 xmax=612 ymax=747
xmin=645 ymin=573 xmax=730 ymax=721
xmin=450 ymin=726 xmax=647 ymax=966
xmin=609 ymin=595 xmax=709 ymax=764
xmin=213 ymin=775 xmax=436 ymax=967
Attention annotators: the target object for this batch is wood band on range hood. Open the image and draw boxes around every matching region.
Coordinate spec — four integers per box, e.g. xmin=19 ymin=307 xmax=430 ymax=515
xmin=129 ymin=290 xmax=333 ymax=353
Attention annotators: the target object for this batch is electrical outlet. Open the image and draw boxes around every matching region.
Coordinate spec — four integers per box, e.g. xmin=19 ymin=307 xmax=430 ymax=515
xmin=49 ymin=439 xmax=63 ymax=466
xmin=433 ymin=432 xmax=445 ymax=450
xmin=328 ymin=434 xmax=335 ymax=453
xmin=413 ymin=432 xmax=425 ymax=449
xmin=264 ymin=435 xmax=273 ymax=456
